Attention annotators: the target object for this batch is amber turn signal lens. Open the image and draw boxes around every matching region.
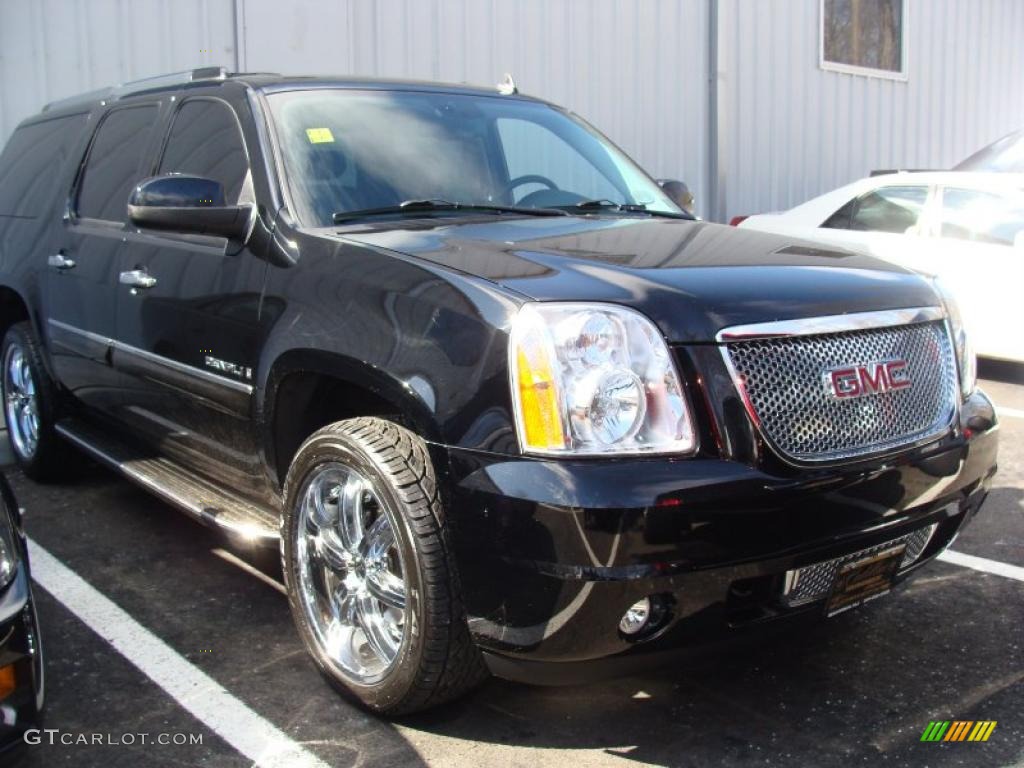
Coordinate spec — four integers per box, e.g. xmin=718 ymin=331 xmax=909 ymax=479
xmin=515 ymin=346 xmax=566 ymax=450
xmin=0 ymin=663 xmax=16 ymax=700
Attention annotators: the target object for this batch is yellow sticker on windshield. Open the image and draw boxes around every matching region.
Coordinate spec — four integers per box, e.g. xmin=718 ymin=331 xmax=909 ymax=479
xmin=305 ymin=127 xmax=335 ymax=144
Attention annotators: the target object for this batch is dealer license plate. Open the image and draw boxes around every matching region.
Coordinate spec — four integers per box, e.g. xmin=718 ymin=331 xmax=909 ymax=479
xmin=825 ymin=545 xmax=905 ymax=617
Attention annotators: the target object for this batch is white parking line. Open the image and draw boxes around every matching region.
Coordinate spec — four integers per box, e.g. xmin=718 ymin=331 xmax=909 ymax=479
xmin=938 ymin=549 xmax=1024 ymax=582
xmin=996 ymin=406 xmax=1024 ymax=419
xmin=27 ymin=539 xmax=330 ymax=768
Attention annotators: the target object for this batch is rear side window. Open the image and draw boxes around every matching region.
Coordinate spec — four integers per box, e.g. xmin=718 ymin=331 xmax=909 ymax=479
xmin=77 ymin=105 xmax=159 ymax=221
xmin=158 ymin=100 xmax=250 ymax=204
xmin=847 ymin=185 xmax=928 ymax=233
xmin=940 ymin=187 xmax=1024 ymax=246
xmin=0 ymin=113 xmax=88 ymax=217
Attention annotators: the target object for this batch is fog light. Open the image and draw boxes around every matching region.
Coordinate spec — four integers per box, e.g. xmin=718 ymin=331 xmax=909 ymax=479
xmin=0 ymin=664 xmax=15 ymax=701
xmin=619 ymin=598 xmax=651 ymax=635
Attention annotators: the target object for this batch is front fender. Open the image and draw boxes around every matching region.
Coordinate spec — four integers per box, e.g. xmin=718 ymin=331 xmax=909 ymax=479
xmin=256 ymin=230 xmax=527 ymax=460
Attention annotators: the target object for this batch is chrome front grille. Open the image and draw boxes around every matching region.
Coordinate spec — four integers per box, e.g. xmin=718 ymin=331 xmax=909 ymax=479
xmin=781 ymin=524 xmax=939 ymax=607
xmin=722 ymin=319 xmax=958 ymax=462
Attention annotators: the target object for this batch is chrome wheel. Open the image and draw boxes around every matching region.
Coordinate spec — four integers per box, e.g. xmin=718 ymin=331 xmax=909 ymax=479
xmin=4 ymin=343 xmax=39 ymax=460
xmin=295 ymin=462 xmax=407 ymax=685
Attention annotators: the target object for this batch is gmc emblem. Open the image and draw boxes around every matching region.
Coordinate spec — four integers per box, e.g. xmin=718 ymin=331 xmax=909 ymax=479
xmin=825 ymin=360 xmax=911 ymax=399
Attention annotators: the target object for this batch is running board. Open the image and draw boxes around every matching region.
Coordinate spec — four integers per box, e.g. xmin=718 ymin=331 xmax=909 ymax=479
xmin=56 ymin=418 xmax=280 ymax=545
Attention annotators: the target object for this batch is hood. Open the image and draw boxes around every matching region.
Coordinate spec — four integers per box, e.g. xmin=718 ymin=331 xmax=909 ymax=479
xmin=337 ymin=216 xmax=940 ymax=343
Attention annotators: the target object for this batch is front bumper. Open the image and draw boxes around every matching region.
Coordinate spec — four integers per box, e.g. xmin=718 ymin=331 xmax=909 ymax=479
xmin=442 ymin=389 xmax=998 ymax=681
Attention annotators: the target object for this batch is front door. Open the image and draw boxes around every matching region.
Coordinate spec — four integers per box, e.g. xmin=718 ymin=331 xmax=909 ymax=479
xmin=113 ymin=97 xmax=270 ymax=493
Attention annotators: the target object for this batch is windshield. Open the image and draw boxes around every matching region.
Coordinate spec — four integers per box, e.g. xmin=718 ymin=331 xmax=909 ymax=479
xmin=954 ymin=130 xmax=1024 ymax=173
xmin=266 ymin=88 xmax=681 ymax=226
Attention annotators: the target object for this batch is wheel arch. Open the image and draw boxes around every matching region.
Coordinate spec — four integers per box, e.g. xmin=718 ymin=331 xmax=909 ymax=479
xmin=0 ymin=285 xmax=31 ymax=340
xmin=260 ymin=348 xmax=443 ymax=488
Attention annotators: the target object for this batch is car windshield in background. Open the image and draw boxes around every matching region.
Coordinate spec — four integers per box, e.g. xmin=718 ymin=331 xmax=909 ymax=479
xmin=954 ymin=129 xmax=1024 ymax=173
xmin=266 ymin=89 xmax=680 ymax=227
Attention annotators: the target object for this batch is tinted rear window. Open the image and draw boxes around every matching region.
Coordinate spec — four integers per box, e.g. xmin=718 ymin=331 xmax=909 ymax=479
xmin=0 ymin=113 xmax=88 ymax=217
xmin=78 ymin=105 xmax=159 ymax=221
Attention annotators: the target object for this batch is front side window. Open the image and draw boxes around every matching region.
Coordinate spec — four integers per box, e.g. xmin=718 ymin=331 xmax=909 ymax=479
xmin=158 ymin=100 xmax=250 ymax=204
xmin=845 ymin=185 xmax=928 ymax=233
xmin=267 ymin=89 xmax=678 ymax=227
xmin=822 ymin=0 xmax=906 ymax=78
xmin=940 ymin=187 xmax=1024 ymax=246
xmin=77 ymin=105 xmax=159 ymax=221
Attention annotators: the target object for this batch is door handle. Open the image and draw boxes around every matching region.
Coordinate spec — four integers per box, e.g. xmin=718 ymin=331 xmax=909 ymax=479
xmin=119 ymin=269 xmax=157 ymax=290
xmin=48 ymin=253 xmax=76 ymax=270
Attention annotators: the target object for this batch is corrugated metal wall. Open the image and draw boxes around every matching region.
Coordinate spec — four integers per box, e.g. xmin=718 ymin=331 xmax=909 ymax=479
xmin=1 ymin=0 xmax=1022 ymax=221
xmin=237 ymin=0 xmax=711 ymax=212
xmin=0 ymin=0 xmax=712 ymax=214
xmin=0 ymin=0 xmax=236 ymax=139
xmin=717 ymin=0 xmax=1024 ymax=221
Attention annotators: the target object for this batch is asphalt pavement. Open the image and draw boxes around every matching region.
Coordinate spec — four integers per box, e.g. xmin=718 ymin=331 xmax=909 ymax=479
xmin=4 ymin=365 xmax=1023 ymax=768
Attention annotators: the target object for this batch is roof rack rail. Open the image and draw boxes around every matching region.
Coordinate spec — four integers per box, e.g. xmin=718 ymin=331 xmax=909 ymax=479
xmin=43 ymin=66 xmax=229 ymax=112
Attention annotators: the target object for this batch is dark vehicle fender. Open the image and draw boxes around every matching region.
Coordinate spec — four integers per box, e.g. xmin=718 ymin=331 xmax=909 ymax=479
xmin=260 ymin=347 xmax=441 ymax=439
xmin=255 ymin=231 xmax=530 ymax=491
xmin=0 ymin=282 xmax=52 ymax=379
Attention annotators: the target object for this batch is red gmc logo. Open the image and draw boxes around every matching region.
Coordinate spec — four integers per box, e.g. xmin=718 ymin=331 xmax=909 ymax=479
xmin=825 ymin=360 xmax=911 ymax=399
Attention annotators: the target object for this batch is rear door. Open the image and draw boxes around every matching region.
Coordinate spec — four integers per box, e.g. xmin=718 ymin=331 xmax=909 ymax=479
xmin=113 ymin=96 xmax=269 ymax=489
xmin=46 ymin=102 xmax=163 ymax=414
xmin=0 ymin=110 xmax=88 ymax=324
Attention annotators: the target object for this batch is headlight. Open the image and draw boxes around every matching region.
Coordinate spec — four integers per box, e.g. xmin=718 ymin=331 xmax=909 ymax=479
xmin=0 ymin=507 xmax=18 ymax=589
xmin=933 ymin=278 xmax=977 ymax=399
xmin=509 ymin=302 xmax=697 ymax=456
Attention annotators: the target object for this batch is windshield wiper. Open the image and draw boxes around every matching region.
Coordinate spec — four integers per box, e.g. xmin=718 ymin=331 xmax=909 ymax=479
xmin=571 ymin=199 xmax=696 ymax=220
xmin=573 ymin=199 xmax=621 ymax=211
xmin=333 ymin=199 xmax=568 ymax=223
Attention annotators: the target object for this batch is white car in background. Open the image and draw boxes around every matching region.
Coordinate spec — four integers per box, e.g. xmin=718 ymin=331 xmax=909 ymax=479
xmin=736 ymin=172 xmax=1024 ymax=363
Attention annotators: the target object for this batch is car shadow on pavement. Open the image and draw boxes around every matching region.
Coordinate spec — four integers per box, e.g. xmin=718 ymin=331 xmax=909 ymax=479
xmin=978 ymin=358 xmax=1024 ymax=386
xmin=4 ymin=453 xmax=432 ymax=768
xmin=6 ymin=437 xmax=1022 ymax=768
xmin=399 ymin=562 xmax=1023 ymax=767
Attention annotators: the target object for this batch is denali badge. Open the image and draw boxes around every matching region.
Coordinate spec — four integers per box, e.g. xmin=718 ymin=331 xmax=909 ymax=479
xmin=825 ymin=360 xmax=910 ymax=399
xmin=205 ymin=355 xmax=253 ymax=381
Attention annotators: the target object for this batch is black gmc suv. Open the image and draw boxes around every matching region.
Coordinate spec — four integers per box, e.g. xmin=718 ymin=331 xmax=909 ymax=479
xmin=0 ymin=69 xmax=998 ymax=715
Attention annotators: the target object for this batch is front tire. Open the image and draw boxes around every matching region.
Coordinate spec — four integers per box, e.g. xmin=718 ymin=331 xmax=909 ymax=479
xmin=282 ymin=418 xmax=487 ymax=714
xmin=1 ymin=322 xmax=66 ymax=481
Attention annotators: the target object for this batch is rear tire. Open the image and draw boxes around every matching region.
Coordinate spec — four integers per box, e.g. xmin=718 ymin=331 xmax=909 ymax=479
xmin=1 ymin=322 xmax=67 ymax=482
xmin=281 ymin=417 xmax=487 ymax=714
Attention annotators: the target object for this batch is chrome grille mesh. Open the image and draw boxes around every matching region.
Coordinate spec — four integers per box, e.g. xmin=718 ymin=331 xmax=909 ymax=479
xmin=781 ymin=524 xmax=939 ymax=607
xmin=724 ymin=321 xmax=958 ymax=462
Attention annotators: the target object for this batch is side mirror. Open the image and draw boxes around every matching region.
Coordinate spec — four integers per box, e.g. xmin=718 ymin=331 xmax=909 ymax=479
xmin=128 ymin=174 xmax=252 ymax=240
xmin=658 ymin=179 xmax=696 ymax=216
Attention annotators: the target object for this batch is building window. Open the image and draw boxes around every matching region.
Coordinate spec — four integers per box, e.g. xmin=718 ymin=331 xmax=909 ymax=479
xmin=821 ymin=0 xmax=907 ymax=80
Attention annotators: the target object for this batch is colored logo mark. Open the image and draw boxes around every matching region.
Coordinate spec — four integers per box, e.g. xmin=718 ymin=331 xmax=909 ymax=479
xmin=920 ymin=721 xmax=997 ymax=742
